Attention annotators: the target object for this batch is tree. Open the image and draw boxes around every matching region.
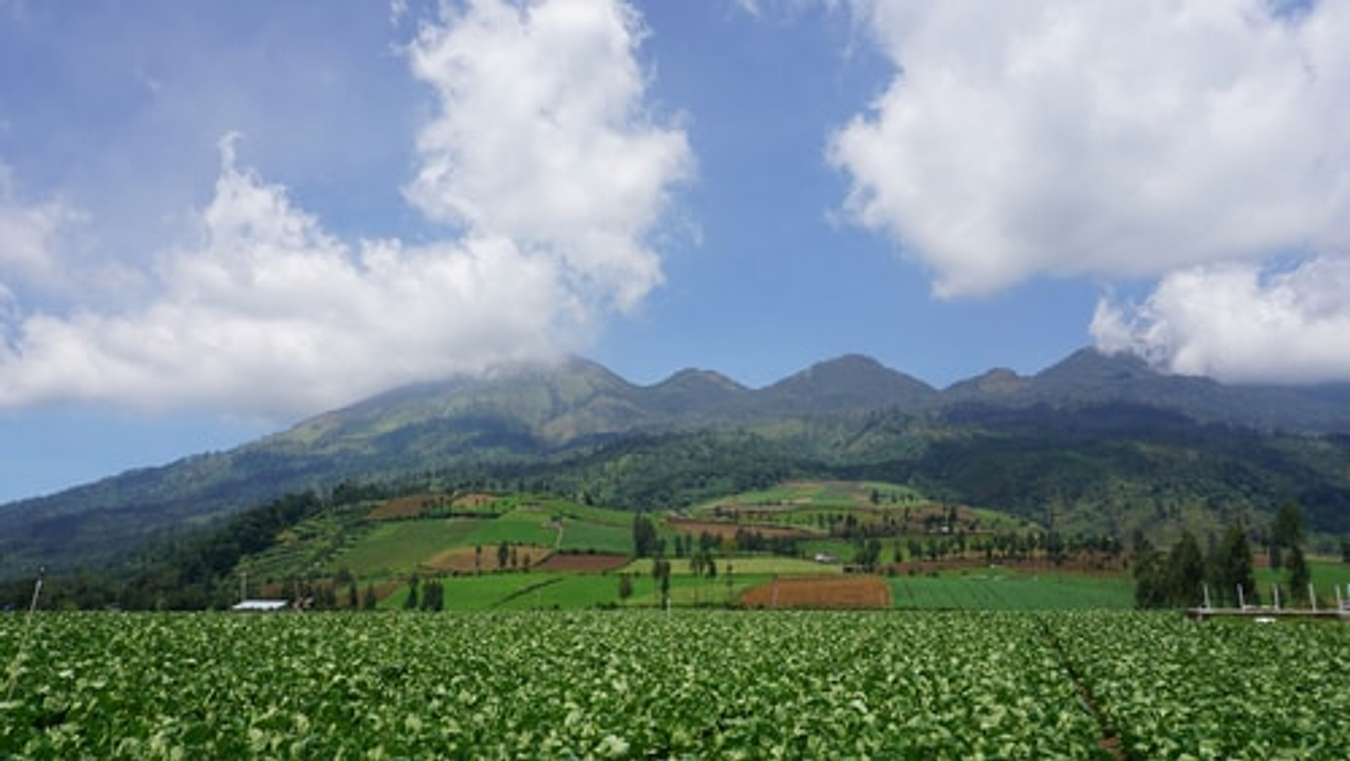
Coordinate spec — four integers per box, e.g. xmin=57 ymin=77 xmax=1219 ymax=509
xmin=618 ymin=574 xmax=633 ymax=602
xmin=1132 ymin=536 xmax=1166 ymax=609
xmin=421 ymin=578 xmax=444 ymax=611
xmin=1286 ymin=544 xmax=1310 ymax=605
xmin=474 ymin=544 xmax=482 ymax=574
xmin=633 ymin=514 xmax=659 ymax=558
xmin=1165 ymin=531 xmax=1205 ymax=607
xmin=1342 ymin=536 xmax=1350 ymax=564
xmin=403 ymin=575 xmax=420 ymax=610
xmin=497 ymin=541 xmax=510 ymax=570
xmin=347 ymin=582 xmax=359 ymax=609
xmin=1211 ymin=523 xmax=1257 ymax=607
xmin=1272 ymin=503 xmax=1305 ymax=549
xmin=362 ymin=583 xmax=377 ymax=610
xmin=659 ymin=561 xmax=671 ymax=610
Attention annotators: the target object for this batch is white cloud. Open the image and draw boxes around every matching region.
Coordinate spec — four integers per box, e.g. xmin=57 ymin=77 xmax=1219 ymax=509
xmin=404 ymin=0 xmax=692 ymax=309
xmin=0 ymin=161 xmax=81 ymax=288
xmin=0 ymin=0 xmax=691 ymax=419
xmin=0 ymin=145 xmax=582 ymax=417
xmin=829 ymin=0 xmax=1350 ymax=297
xmin=1092 ymin=256 xmax=1350 ymax=385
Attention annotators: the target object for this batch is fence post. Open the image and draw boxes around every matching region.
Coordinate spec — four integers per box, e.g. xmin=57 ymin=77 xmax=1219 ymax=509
xmin=1309 ymin=583 xmax=1317 ymax=613
xmin=1273 ymin=584 xmax=1280 ymax=611
xmin=1237 ymin=584 xmax=1245 ymax=610
xmin=1202 ymin=583 xmax=1211 ymax=611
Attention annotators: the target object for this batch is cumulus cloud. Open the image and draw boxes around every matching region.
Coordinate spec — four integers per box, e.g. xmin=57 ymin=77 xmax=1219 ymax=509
xmin=0 ymin=0 xmax=691 ymax=418
xmin=829 ymin=0 xmax=1350 ymax=297
xmin=1092 ymin=256 xmax=1350 ymax=385
xmin=0 ymin=161 xmax=81 ymax=289
xmin=404 ymin=0 xmax=692 ymax=309
xmin=0 ymin=143 xmax=582 ymax=417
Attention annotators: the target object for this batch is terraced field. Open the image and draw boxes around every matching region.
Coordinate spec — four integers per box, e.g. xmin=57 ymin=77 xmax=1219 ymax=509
xmin=5 ymin=611 xmax=1343 ymax=758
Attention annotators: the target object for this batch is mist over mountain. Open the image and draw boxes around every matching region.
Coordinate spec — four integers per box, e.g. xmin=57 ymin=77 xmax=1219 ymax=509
xmin=3 ymin=347 xmax=1350 ymax=578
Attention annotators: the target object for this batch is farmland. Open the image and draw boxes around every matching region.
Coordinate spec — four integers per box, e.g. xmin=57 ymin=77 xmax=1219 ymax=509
xmin=4 ymin=611 xmax=1347 ymax=759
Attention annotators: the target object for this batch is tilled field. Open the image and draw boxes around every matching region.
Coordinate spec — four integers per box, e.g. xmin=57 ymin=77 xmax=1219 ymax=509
xmin=740 ymin=575 xmax=892 ymax=609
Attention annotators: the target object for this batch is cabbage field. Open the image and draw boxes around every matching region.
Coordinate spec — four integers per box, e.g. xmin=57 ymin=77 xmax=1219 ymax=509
xmin=2 ymin=611 xmax=1347 ymax=759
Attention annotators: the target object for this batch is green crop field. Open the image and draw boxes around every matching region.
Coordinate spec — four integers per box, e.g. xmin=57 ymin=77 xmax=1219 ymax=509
xmin=462 ymin=508 xmax=560 ymax=548
xmin=329 ymin=518 xmax=481 ymax=576
xmin=555 ymin=520 xmax=632 ymax=555
xmin=4 ymin=611 xmax=1345 ymax=758
xmin=621 ymin=555 xmax=837 ymax=576
xmin=378 ymin=573 xmax=550 ymax=611
xmin=888 ymin=571 xmax=1134 ymax=610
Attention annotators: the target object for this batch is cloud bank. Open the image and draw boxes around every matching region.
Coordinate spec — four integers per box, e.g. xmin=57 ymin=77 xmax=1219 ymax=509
xmin=829 ymin=0 xmax=1350 ymax=298
xmin=0 ymin=0 xmax=691 ymax=418
xmin=1092 ymin=256 xmax=1350 ymax=385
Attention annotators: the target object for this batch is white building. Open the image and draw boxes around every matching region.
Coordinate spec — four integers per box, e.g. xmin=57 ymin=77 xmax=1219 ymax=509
xmin=230 ymin=599 xmax=289 ymax=612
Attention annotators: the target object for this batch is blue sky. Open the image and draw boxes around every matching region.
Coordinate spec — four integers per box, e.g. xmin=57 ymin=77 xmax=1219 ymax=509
xmin=1 ymin=0 xmax=1348 ymax=502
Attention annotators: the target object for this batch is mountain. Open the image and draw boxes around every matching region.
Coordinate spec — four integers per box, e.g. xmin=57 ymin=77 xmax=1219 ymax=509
xmin=4 ymin=347 xmax=1350 ymax=578
xmin=755 ymin=354 xmax=938 ymax=415
xmin=942 ymin=349 xmax=1350 ymax=433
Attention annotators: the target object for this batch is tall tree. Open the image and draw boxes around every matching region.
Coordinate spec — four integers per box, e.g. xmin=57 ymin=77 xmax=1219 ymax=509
xmin=1286 ymin=544 xmax=1311 ymax=605
xmin=497 ymin=541 xmax=510 ymax=570
xmin=1272 ymin=503 xmax=1305 ymax=550
xmin=1165 ymin=531 xmax=1205 ymax=607
xmin=632 ymin=514 xmax=659 ymax=558
xmin=403 ymin=574 xmax=419 ymax=610
xmin=1132 ymin=536 xmax=1166 ymax=609
xmin=1211 ymin=523 xmax=1257 ymax=607
xmin=617 ymin=574 xmax=633 ymax=602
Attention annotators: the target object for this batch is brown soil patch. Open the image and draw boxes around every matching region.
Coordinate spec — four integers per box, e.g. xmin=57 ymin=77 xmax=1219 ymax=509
xmin=740 ymin=575 xmax=892 ymax=609
xmin=421 ymin=544 xmax=552 ymax=573
xmin=667 ymin=518 xmax=811 ymax=541
xmin=534 ymin=553 xmax=630 ymax=573
xmin=367 ymin=493 xmax=448 ymax=520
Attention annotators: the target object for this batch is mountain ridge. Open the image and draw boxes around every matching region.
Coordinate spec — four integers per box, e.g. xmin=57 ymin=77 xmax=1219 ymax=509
xmin=4 ymin=346 xmax=1350 ymax=577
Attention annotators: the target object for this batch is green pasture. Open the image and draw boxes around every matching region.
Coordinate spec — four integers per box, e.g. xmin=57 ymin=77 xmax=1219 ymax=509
xmin=620 ymin=555 xmax=836 ymax=576
xmin=330 ymin=518 xmax=480 ymax=576
xmin=887 ymin=570 xmax=1134 ymax=610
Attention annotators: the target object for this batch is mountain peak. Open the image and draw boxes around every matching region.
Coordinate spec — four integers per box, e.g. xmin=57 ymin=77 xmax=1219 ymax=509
xmin=655 ymin=368 xmax=747 ymax=393
xmin=1038 ymin=347 xmax=1157 ymax=382
xmin=762 ymin=353 xmax=937 ymax=413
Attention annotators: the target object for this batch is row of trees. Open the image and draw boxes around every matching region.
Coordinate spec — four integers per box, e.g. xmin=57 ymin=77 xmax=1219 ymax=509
xmin=403 ymin=575 xmax=445 ymax=611
xmin=1134 ymin=504 xmax=1315 ymax=609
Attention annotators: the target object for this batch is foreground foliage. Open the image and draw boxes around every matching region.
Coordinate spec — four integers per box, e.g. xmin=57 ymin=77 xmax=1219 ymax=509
xmin=2 ymin=611 xmax=1346 ymax=759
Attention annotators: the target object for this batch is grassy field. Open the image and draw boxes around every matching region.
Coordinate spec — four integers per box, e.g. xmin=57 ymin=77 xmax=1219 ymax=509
xmin=556 ymin=519 xmax=632 ymax=554
xmin=887 ymin=570 xmax=1134 ymax=610
xmin=462 ymin=508 xmax=561 ymax=548
xmin=1255 ymin=559 xmax=1350 ymax=596
xmin=329 ymin=518 xmax=480 ymax=576
xmin=620 ymin=555 xmax=838 ymax=576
